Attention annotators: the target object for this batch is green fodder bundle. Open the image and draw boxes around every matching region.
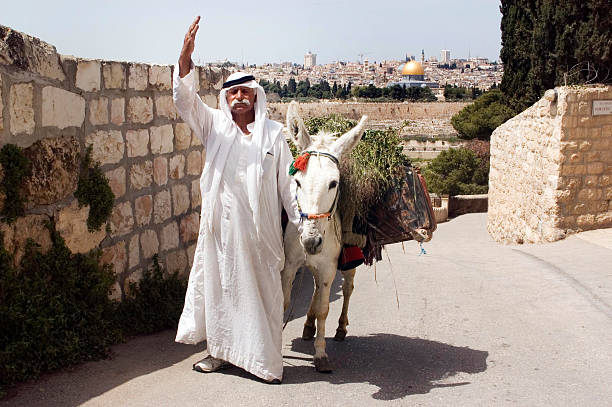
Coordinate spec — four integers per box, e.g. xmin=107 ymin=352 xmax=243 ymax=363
xmin=304 ymin=115 xmax=410 ymax=220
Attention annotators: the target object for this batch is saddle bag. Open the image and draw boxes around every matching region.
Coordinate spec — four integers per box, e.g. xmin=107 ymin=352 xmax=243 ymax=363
xmin=363 ymin=164 xmax=437 ymax=265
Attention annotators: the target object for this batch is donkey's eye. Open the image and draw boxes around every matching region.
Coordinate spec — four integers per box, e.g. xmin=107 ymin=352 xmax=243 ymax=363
xmin=329 ymin=180 xmax=338 ymax=189
xmin=295 ymin=180 xmax=301 ymax=188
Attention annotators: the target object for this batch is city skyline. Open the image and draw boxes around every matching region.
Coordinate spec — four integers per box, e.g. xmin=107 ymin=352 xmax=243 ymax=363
xmin=2 ymin=0 xmax=503 ymax=66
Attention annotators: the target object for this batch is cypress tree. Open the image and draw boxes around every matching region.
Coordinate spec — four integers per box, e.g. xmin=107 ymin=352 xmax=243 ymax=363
xmin=500 ymin=0 xmax=612 ymax=112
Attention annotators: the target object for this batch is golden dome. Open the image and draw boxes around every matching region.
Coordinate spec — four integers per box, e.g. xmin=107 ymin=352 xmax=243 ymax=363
xmin=401 ymin=61 xmax=424 ymax=76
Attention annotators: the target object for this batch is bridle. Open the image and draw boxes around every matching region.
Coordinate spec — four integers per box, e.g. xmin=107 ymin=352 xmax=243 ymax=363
xmin=292 ymin=151 xmax=340 ymax=221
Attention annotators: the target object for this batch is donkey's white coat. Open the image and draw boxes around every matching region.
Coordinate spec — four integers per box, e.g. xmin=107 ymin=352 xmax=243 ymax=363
xmin=282 ymin=102 xmax=367 ymax=372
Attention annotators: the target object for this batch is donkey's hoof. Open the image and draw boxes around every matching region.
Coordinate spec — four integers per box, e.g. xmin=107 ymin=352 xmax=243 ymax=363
xmin=314 ymin=356 xmax=333 ymax=373
xmin=333 ymin=328 xmax=347 ymax=341
xmin=302 ymin=324 xmax=316 ymax=340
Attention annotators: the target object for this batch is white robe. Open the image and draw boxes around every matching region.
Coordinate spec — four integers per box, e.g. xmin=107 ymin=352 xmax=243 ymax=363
xmin=172 ymin=67 xmax=300 ymax=381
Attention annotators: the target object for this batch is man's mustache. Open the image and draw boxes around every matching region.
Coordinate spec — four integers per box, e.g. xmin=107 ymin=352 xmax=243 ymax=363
xmin=231 ymin=98 xmax=251 ymax=107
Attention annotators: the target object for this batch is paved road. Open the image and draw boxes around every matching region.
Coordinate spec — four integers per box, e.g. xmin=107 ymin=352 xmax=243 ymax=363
xmin=3 ymin=214 xmax=611 ymax=406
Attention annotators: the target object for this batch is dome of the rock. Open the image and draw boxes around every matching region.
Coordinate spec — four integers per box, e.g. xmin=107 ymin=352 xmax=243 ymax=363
xmin=401 ymin=61 xmax=425 ymax=76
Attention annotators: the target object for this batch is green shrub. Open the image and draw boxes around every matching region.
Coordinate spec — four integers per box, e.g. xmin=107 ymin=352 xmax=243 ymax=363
xmin=0 ymin=145 xmax=31 ymax=223
xmin=451 ymin=89 xmax=517 ymax=140
xmin=0 ymin=225 xmax=120 ymax=395
xmin=303 ymin=115 xmax=409 ymax=219
xmin=75 ymin=146 xmax=115 ymax=232
xmin=422 ymin=148 xmax=489 ymax=196
xmin=0 ymin=232 xmax=187 ymax=397
xmin=114 ymin=255 xmax=187 ymax=337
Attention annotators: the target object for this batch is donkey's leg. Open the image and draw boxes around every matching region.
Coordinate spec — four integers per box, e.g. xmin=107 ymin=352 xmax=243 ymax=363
xmin=312 ymin=267 xmax=335 ymax=373
xmin=302 ymin=275 xmax=317 ymax=340
xmin=334 ymin=267 xmax=356 ymax=341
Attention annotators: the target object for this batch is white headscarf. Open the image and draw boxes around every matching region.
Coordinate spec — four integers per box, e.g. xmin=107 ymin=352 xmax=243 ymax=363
xmin=218 ymin=72 xmax=280 ymax=235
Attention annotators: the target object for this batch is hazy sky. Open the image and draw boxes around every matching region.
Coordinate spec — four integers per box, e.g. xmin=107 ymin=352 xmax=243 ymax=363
xmin=2 ymin=0 xmax=502 ymax=65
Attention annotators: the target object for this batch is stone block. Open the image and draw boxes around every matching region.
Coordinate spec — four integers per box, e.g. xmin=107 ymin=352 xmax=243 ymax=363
xmin=1 ymin=214 xmax=52 ymax=266
xmin=129 ymin=234 xmax=140 ymax=269
xmin=126 ymin=129 xmax=149 ymax=157
xmin=599 ymin=175 xmax=612 ymax=187
xmin=135 ymin=194 xmax=153 ymax=226
xmin=150 ymin=125 xmax=174 ymax=154
xmin=154 ymin=156 xmax=168 ymax=186
xmin=587 ymin=162 xmax=604 ymax=175
xmin=154 ymin=189 xmax=172 ymax=223
xmin=584 ymin=176 xmax=598 ymax=188
xmin=592 ymin=139 xmax=610 ymax=150
xmin=130 ymin=161 xmax=153 ymax=190
xmin=105 ymin=166 xmax=126 ymax=198
xmin=110 ymin=201 xmax=134 ymax=237
xmin=202 ymin=94 xmax=217 ymax=109
xmin=140 ymin=229 xmax=159 ymax=260
xmin=149 ymin=65 xmax=172 ymax=90
xmin=155 ymin=94 xmax=178 ymax=120
xmin=76 ymin=60 xmax=101 ymax=91
xmin=128 ymin=64 xmax=148 ymax=90
xmin=110 ymin=98 xmax=125 ymax=125
xmin=41 ymin=86 xmax=86 ymax=129
xmin=23 ymin=136 xmax=80 ymax=206
xmin=172 ymin=184 xmax=190 ymax=216
xmin=192 ymin=179 xmax=201 ymax=208
xmin=192 ymin=132 xmax=202 ymax=146
xmin=576 ymin=214 xmax=595 ymax=227
xmin=161 ymin=221 xmax=179 ymax=251
xmin=9 ymin=83 xmax=35 ymax=135
xmin=186 ymin=151 xmax=202 ymax=176
xmin=56 ymin=200 xmax=106 ymax=254
xmin=86 ymin=130 xmax=124 ymax=165
xmin=169 ymin=154 xmax=185 ymax=179
xmin=187 ymin=243 xmax=196 ymax=266
xmin=109 ymin=282 xmax=122 ymax=301
xmin=127 ymin=97 xmax=153 ymax=124
xmin=174 ymin=123 xmax=192 ymax=150
xmin=89 ymin=97 xmax=109 ymax=125
xmin=180 ymin=212 xmax=199 ymax=243
xmin=596 ymin=212 xmax=612 ymax=226
xmin=166 ymin=249 xmax=188 ymax=276
xmin=605 ymin=187 xmax=612 ymax=200
xmin=101 ymin=240 xmax=127 ymax=274
xmin=124 ymin=268 xmax=143 ymax=297
xmin=102 ymin=62 xmax=126 ymax=89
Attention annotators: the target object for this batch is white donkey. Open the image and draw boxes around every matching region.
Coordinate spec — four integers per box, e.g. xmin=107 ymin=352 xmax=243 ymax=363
xmin=282 ymin=101 xmax=367 ymax=373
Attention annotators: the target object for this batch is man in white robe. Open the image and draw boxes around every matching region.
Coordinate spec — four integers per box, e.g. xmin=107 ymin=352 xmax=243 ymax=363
xmin=172 ymin=16 xmax=301 ymax=383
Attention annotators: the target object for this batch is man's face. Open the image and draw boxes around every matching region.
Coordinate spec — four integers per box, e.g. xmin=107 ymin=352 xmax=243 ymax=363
xmin=226 ymin=86 xmax=256 ymax=114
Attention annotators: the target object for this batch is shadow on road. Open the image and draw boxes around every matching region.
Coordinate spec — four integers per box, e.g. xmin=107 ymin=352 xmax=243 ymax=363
xmin=0 ymin=330 xmax=205 ymax=406
xmin=285 ymin=334 xmax=488 ymax=400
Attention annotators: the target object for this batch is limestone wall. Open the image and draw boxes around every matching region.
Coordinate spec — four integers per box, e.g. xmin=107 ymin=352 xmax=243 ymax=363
xmin=268 ymin=101 xmax=469 ymax=122
xmin=488 ymin=85 xmax=612 ymax=243
xmin=0 ymin=25 xmax=230 ymax=299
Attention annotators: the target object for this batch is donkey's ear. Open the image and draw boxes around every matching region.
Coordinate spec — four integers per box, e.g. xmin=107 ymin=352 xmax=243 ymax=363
xmin=286 ymin=101 xmax=311 ymax=151
xmin=331 ymin=115 xmax=368 ymax=159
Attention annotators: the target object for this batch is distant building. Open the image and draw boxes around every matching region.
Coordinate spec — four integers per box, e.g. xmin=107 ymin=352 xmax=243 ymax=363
xmin=388 ymin=59 xmax=438 ymax=89
xmin=304 ymin=51 xmax=317 ymax=69
xmin=440 ymin=49 xmax=451 ymax=64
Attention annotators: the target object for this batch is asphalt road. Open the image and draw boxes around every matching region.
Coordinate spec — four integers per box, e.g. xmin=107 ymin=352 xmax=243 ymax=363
xmin=3 ymin=213 xmax=611 ymax=406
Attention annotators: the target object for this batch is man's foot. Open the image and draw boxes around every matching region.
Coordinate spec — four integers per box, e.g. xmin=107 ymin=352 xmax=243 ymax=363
xmin=192 ymin=355 xmax=231 ymax=373
xmin=266 ymin=378 xmax=282 ymax=384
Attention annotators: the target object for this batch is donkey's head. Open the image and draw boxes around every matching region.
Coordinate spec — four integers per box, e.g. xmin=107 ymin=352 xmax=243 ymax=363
xmin=286 ymin=101 xmax=367 ymax=255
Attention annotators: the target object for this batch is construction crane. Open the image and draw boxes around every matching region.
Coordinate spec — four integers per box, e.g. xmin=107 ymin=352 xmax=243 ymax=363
xmin=357 ymin=52 xmax=371 ymax=64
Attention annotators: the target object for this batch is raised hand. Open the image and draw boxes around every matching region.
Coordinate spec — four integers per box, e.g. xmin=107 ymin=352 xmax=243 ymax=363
xmin=179 ymin=16 xmax=200 ymax=78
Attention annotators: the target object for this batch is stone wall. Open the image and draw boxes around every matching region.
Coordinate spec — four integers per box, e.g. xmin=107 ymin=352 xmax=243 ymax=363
xmin=0 ymin=25 xmax=230 ymax=299
xmin=268 ymin=101 xmax=469 ymax=123
xmin=488 ymin=85 xmax=612 ymax=243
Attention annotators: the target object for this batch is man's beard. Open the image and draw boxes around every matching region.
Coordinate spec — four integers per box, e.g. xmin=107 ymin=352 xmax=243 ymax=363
xmin=231 ymin=99 xmax=251 ymax=107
